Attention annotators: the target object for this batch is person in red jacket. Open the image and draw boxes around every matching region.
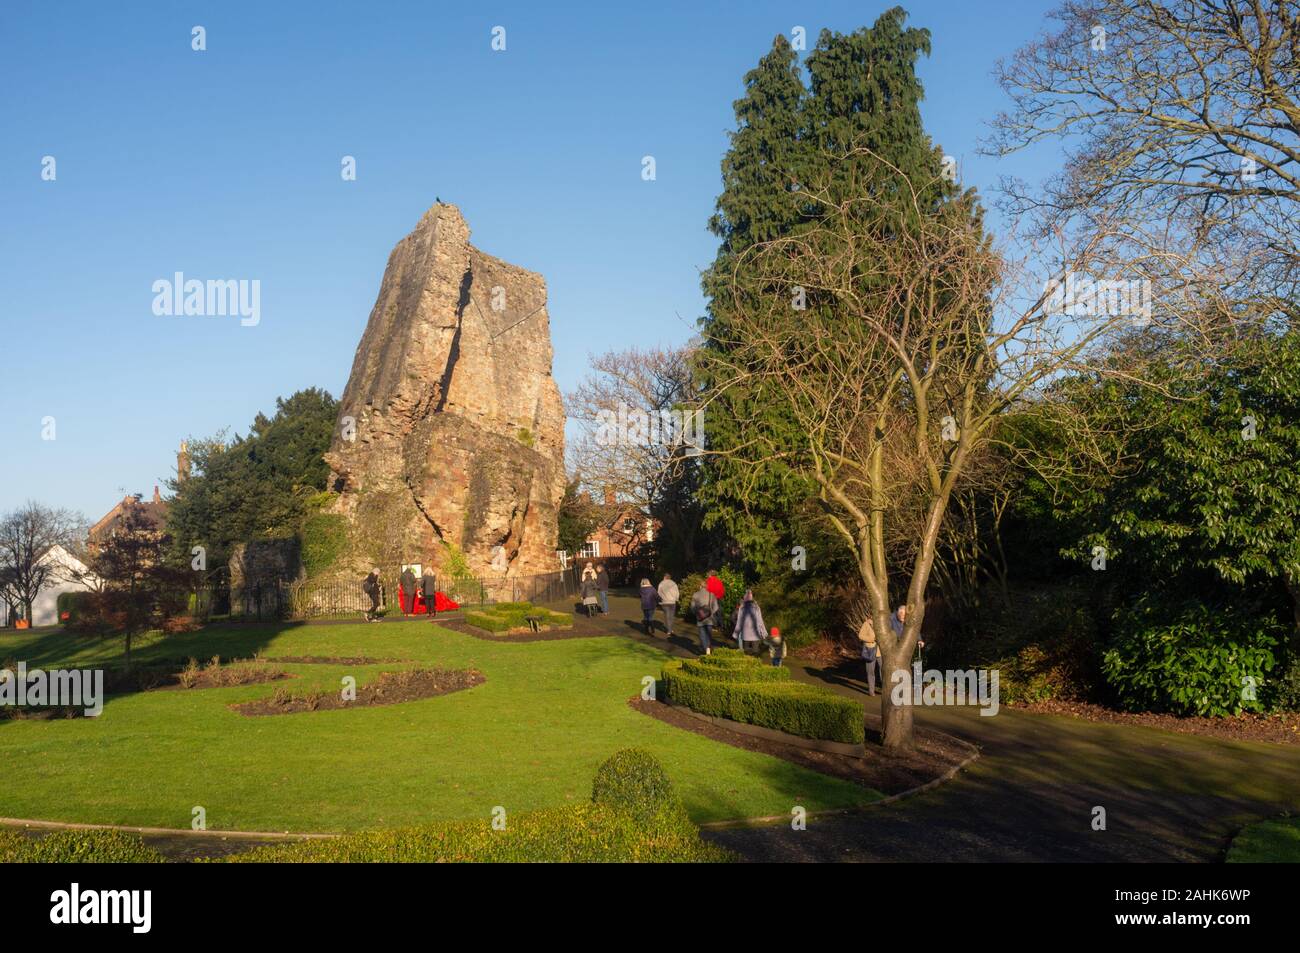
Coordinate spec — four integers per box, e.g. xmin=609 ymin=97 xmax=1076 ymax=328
xmin=705 ymin=570 xmax=725 ymax=603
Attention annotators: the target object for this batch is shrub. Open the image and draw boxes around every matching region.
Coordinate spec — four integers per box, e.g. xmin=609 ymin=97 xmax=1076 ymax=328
xmin=219 ymin=752 xmax=729 ymax=863
xmin=662 ymin=657 xmax=864 ymax=744
xmin=750 ymin=579 xmax=834 ymax=651
xmin=990 ymin=627 xmax=1098 ymax=705
xmin=301 ymin=512 xmax=349 ymax=576
xmin=1265 ymin=655 xmax=1300 ymax=713
xmin=217 ymin=804 xmax=729 ymax=863
xmin=464 ymin=602 xmax=570 ymax=633
xmin=56 ymin=591 xmax=91 ymax=626
xmin=0 ymin=829 xmax=166 ymax=863
xmin=679 ymin=657 xmax=791 ymax=682
xmin=1102 ymin=599 xmax=1281 ymax=717
xmin=590 ymin=748 xmax=677 ymax=822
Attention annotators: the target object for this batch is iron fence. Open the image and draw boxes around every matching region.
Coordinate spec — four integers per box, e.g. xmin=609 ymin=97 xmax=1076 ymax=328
xmin=188 ymin=566 xmax=583 ymax=623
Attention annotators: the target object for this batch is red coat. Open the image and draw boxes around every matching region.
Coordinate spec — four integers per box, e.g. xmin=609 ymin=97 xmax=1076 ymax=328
xmin=706 ymin=575 xmax=725 ymax=602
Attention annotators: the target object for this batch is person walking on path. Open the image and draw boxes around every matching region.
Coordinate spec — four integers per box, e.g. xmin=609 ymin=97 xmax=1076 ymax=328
xmin=689 ymin=581 xmax=719 ymax=655
xmin=656 ymin=573 xmax=679 ymax=636
xmin=891 ymin=604 xmax=925 ymax=660
xmin=362 ymin=568 xmax=382 ymax=623
xmin=858 ymin=617 xmax=881 ymax=695
xmin=763 ymin=626 xmax=787 ymax=667
xmin=734 ymin=589 xmax=768 ymax=653
xmin=705 ymin=569 xmax=725 ymax=604
xmin=421 ymin=566 xmax=438 ymax=620
xmin=595 ymin=564 xmax=611 ymax=614
xmin=638 ymin=578 xmax=659 ymax=635
xmin=399 ymin=566 xmax=416 ymax=616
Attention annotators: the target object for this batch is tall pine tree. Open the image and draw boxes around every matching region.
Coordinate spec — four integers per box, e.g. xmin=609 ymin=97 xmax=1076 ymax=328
xmin=699 ymin=8 xmax=966 ymax=576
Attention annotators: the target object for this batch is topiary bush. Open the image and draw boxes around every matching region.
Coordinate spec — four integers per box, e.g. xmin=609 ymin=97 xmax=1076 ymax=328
xmin=0 ymin=829 xmax=166 ymax=863
xmin=662 ymin=656 xmax=864 ymax=744
xmin=590 ymin=748 xmax=676 ymax=822
xmin=1102 ymin=599 xmax=1282 ymax=716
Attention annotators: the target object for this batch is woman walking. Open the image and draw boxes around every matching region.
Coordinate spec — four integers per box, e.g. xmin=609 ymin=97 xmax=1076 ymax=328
xmin=734 ymin=590 xmax=768 ymax=654
xmin=688 ymin=580 xmax=718 ymax=655
xmin=638 ymin=578 xmax=659 ymax=635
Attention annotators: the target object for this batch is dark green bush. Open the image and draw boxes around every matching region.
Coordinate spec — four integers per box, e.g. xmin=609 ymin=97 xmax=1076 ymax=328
xmin=1102 ymin=599 xmax=1281 ymax=716
xmin=590 ymin=748 xmax=676 ymax=821
xmin=663 ymin=658 xmax=864 ymax=744
xmin=0 ymin=829 xmax=166 ymax=863
xmin=1265 ymin=655 xmax=1300 ymax=713
xmin=55 ymin=591 xmax=91 ymax=626
xmin=680 ymin=657 xmax=791 ymax=682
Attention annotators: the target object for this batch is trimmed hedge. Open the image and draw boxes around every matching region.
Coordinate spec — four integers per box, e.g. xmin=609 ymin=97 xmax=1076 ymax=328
xmin=465 ymin=602 xmax=573 ymax=633
xmin=0 ymin=829 xmax=166 ymax=863
xmin=217 ymin=803 xmax=729 ymax=863
xmin=590 ymin=748 xmax=676 ymax=821
xmin=221 ymin=750 xmax=729 ymax=863
xmin=680 ymin=657 xmax=791 ymax=683
xmin=663 ymin=657 xmax=864 ymax=744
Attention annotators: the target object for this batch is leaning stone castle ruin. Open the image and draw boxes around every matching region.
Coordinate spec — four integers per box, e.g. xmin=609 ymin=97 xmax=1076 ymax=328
xmin=324 ymin=203 xmax=566 ymax=578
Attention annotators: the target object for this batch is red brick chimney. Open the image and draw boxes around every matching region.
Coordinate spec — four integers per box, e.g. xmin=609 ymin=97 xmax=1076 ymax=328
xmin=152 ymin=486 xmax=161 ymax=504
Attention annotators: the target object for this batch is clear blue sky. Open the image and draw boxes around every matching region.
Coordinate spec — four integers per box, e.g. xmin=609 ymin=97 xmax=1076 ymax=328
xmin=0 ymin=0 xmax=1059 ymax=521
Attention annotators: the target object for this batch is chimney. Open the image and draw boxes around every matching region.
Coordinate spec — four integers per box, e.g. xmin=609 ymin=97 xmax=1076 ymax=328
xmin=177 ymin=440 xmax=191 ymax=482
xmin=603 ymin=486 xmax=616 ymax=507
xmin=152 ymin=485 xmax=161 ymax=504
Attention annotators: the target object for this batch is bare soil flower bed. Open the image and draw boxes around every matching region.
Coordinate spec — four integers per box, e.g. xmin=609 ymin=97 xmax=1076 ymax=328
xmin=230 ymin=667 xmax=485 ymax=717
xmin=1013 ymin=699 xmax=1300 ymax=746
xmin=630 ymin=697 xmax=975 ymax=798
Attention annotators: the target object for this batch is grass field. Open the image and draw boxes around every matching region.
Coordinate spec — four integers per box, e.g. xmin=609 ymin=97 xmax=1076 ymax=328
xmin=1226 ymin=816 xmax=1300 ymax=863
xmin=0 ymin=620 xmax=878 ymax=832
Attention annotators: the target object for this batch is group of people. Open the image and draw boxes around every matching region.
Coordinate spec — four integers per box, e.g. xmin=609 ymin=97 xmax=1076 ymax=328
xmin=633 ymin=570 xmax=786 ymax=666
xmin=856 ymin=605 xmax=922 ymax=695
xmin=578 ymin=563 xmax=611 ymax=615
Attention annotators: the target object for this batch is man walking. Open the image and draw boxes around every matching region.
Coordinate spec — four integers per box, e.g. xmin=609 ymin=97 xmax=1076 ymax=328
xmin=595 ymin=563 xmax=610 ymax=614
xmin=362 ymin=568 xmax=382 ymax=623
xmin=656 ymin=573 xmax=679 ymax=636
xmin=689 ymin=580 xmax=718 ymax=656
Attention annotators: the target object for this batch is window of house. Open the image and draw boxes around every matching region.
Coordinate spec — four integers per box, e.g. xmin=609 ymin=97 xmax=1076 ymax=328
xmin=579 ymin=539 xmax=600 ymax=559
xmin=622 ymin=517 xmax=637 ymax=534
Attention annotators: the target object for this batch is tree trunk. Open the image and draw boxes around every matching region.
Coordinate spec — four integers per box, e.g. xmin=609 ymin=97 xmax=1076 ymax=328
xmin=879 ymin=648 xmax=915 ymax=750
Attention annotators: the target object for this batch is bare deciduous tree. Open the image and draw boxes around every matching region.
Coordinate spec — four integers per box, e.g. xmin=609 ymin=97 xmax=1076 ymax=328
xmin=989 ymin=0 xmax=1300 ymax=317
xmin=700 ymin=146 xmax=1230 ymax=749
xmin=567 ymin=345 xmax=705 ymax=565
xmin=0 ymin=501 xmax=85 ymax=625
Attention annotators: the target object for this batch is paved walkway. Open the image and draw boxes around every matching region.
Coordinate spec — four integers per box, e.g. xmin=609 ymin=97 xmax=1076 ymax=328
xmin=577 ymin=592 xmax=1300 ymax=862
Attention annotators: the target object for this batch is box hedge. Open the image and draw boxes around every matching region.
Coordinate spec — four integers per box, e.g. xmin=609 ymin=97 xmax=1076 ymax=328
xmin=663 ymin=657 xmax=864 ymax=744
xmin=464 ymin=602 xmax=572 ymax=633
xmin=220 ymin=750 xmax=728 ymax=863
xmin=0 ymin=829 xmax=166 ymax=863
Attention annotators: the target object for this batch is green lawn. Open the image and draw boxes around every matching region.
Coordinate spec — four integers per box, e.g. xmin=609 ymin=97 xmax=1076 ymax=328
xmin=0 ymin=621 xmax=877 ymax=832
xmin=1227 ymin=816 xmax=1300 ymax=862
